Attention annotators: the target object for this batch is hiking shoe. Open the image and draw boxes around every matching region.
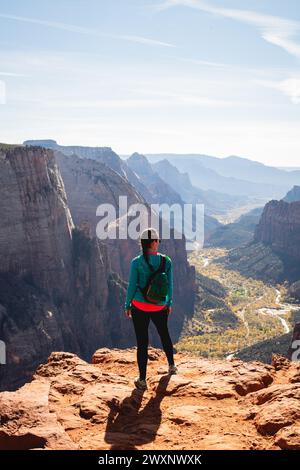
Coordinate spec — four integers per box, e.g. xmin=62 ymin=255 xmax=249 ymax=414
xmin=134 ymin=377 xmax=147 ymax=390
xmin=168 ymin=365 xmax=178 ymax=375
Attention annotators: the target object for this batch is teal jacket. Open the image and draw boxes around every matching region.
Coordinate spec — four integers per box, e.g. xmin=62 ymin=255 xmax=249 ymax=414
xmin=125 ymin=252 xmax=173 ymax=310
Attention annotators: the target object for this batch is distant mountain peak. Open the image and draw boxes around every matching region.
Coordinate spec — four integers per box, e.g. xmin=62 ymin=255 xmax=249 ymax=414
xmin=129 ymin=152 xmax=150 ymax=164
xmin=283 ymin=185 xmax=300 ymax=203
xmin=127 ymin=152 xmax=154 ymax=174
xmin=130 ymin=151 xmax=145 ymax=158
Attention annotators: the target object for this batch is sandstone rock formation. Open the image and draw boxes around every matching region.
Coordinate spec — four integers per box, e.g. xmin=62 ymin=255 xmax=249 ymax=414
xmin=0 ymin=146 xmax=132 ymax=390
xmin=0 ymin=145 xmax=76 ymax=389
xmin=254 ymin=200 xmax=300 ymax=272
xmin=55 ymin=151 xmax=142 ymax=234
xmin=0 ymin=145 xmax=74 ymax=297
xmin=0 ymin=348 xmax=299 ymax=450
xmin=24 ymin=140 xmax=151 ymax=201
xmin=226 ymin=197 xmax=300 ymax=284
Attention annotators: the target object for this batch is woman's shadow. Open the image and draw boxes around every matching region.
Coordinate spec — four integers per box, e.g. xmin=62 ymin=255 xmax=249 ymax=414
xmin=104 ymin=374 xmax=171 ymax=450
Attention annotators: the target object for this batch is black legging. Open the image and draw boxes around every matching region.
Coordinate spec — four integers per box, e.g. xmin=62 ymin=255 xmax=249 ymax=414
xmin=131 ymin=306 xmax=174 ymax=380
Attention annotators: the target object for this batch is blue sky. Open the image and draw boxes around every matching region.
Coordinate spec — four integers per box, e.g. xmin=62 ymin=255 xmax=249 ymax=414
xmin=0 ymin=0 xmax=300 ymax=165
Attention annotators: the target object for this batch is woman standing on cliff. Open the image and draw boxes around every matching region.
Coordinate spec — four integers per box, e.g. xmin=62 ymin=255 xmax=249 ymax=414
xmin=125 ymin=228 xmax=177 ymax=390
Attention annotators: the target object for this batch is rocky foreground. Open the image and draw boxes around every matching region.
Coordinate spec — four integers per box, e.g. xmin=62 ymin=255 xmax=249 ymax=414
xmin=0 ymin=348 xmax=299 ymax=450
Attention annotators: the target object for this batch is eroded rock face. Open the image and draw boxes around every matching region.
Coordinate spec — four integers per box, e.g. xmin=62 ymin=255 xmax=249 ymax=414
xmin=275 ymin=425 xmax=300 ymax=450
xmin=0 ymin=146 xmax=74 ymax=297
xmin=228 ymin=198 xmax=300 ymax=284
xmin=254 ymin=200 xmax=300 ymax=270
xmin=246 ymin=383 xmax=300 ymax=436
xmin=0 ymin=380 xmax=77 ymax=450
xmin=223 ymin=197 xmax=300 ymax=319
xmin=0 ymin=349 xmax=299 ymax=450
xmin=24 ymin=140 xmax=151 ymax=201
xmin=0 ymin=146 xmax=133 ymax=391
xmin=0 ymin=146 xmax=77 ymax=390
xmin=55 ymin=151 xmax=143 ymax=235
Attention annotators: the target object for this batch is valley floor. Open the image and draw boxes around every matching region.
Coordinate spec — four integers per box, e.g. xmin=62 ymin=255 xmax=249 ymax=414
xmin=175 ymin=249 xmax=300 ymax=360
xmin=212 ymin=199 xmax=268 ymax=225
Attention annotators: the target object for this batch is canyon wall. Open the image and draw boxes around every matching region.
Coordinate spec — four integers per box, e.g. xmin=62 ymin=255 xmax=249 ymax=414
xmin=0 ymin=146 xmax=132 ymax=390
xmin=0 ymin=145 xmax=196 ymax=390
xmin=254 ymin=200 xmax=300 ymax=265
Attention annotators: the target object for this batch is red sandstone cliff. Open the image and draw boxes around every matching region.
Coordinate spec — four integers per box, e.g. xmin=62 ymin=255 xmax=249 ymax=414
xmin=254 ymin=200 xmax=300 ymax=263
xmin=0 ymin=348 xmax=299 ymax=450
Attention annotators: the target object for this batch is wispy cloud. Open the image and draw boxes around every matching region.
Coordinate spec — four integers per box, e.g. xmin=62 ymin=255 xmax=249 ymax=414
xmin=156 ymin=0 xmax=300 ymax=58
xmin=39 ymin=93 xmax=241 ymax=109
xmin=175 ymin=57 xmax=228 ymax=68
xmin=0 ymin=13 xmax=175 ymax=48
xmin=172 ymin=56 xmax=291 ymax=76
xmin=0 ymin=80 xmax=6 ymax=104
xmin=256 ymin=78 xmax=300 ymax=104
xmin=0 ymin=71 xmax=29 ymax=77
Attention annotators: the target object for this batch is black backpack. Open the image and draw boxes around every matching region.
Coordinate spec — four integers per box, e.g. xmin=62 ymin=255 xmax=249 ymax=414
xmin=140 ymin=255 xmax=169 ymax=304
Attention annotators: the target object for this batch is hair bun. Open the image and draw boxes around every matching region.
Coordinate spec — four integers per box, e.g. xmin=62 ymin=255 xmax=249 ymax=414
xmin=140 ymin=227 xmax=159 ymax=240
